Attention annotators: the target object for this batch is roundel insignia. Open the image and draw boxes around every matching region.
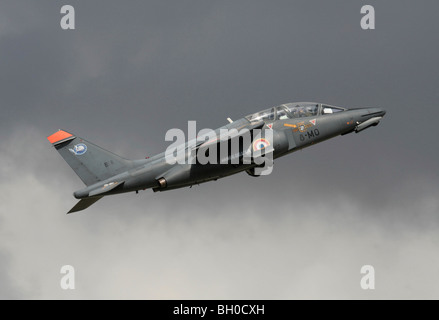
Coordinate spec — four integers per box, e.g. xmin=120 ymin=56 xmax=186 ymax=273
xmin=253 ymin=138 xmax=270 ymax=151
xmin=69 ymin=143 xmax=87 ymax=155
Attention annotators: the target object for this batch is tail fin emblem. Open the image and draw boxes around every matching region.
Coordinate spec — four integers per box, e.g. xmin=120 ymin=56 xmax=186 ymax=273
xmin=69 ymin=143 xmax=87 ymax=155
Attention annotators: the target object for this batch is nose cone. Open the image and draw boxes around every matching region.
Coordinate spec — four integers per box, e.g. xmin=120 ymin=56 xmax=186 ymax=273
xmin=363 ymin=107 xmax=386 ymax=118
xmin=351 ymin=107 xmax=386 ymax=133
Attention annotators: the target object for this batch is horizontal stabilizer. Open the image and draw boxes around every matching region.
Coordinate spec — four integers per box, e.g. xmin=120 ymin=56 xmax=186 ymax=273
xmin=68 ymin=196 xmax=103 ymax=214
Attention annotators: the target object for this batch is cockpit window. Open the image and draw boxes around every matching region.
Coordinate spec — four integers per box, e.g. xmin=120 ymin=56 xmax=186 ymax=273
xmin=245 ymin=102 xmax=321 ymax=122
xmin=246 ymin=107 xmax=276 ymax=122
xmin=321 ymin=105 xmax=345 ymax=114
xmin=246 ymin=105 xmax=294 ymax=122
xmin=284 ymin=103 xmax=319 ymax=118
xmin=276 ymin=107 xmax=290 ymax=120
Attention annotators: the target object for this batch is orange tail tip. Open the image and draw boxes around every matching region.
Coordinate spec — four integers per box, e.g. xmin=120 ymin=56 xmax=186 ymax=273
xmin=47 ymin=130 xmax=74 ymax=144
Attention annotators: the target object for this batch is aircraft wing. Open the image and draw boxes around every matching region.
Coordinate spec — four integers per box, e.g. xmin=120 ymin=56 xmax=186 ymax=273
xmin=194 ymin=120 xmax=273 ymax=163
xmin=194 ymin=120 xmax=265 ymax=149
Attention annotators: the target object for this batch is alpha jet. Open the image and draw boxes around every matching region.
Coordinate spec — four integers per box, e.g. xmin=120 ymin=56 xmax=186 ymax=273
xmin=47 ymin=102 xmax=386 ymax=213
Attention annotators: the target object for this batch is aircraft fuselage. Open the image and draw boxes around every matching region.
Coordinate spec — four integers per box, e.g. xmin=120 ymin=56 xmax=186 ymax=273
xmin=72 ymin=104 xmax=386 ymax=199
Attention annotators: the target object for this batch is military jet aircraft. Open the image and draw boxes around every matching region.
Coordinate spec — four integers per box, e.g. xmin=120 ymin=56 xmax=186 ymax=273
xmin=47 ymin=102 xmax=386 ymax=213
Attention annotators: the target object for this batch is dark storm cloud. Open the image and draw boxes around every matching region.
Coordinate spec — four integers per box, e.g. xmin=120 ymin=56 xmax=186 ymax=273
xmin=1 ymin=0 xmax=439 ymax=298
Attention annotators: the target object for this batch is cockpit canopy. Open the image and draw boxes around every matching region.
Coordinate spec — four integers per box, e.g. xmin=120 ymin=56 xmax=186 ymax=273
xmin=245 ymin=102 xmax=347 ymax=122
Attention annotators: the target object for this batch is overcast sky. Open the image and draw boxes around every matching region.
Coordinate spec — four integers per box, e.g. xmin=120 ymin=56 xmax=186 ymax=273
xmin=1 ymin=0 xmax=438 ymax=299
